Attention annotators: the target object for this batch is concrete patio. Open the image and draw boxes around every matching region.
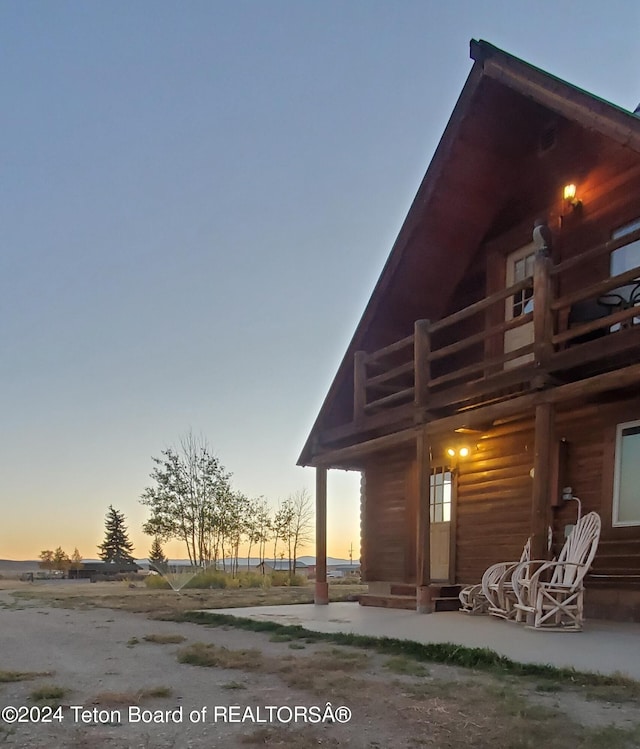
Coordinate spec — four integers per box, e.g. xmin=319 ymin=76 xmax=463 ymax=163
xmin=202 ymin=601 xmax=640 ymax=679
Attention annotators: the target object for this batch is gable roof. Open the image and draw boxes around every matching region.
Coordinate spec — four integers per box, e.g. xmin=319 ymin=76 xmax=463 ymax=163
xmin=298 ymin=40 xmax=640 ymax=467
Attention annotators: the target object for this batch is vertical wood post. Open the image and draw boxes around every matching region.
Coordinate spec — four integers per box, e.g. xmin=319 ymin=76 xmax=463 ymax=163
xmin=353 ymin=351 xmax=367 ymax=420
xmin=315 ymin=466 xmax=329 ymax=605
xmin=533 ymin=252 xmax=553 ymax=371
xmin=531 ymin=403 xmax=554 ymax=561
xmin=416 ymin=428 xmax=433 ymax=613
xmin=414 ymin=319 xmax=431 ymax=411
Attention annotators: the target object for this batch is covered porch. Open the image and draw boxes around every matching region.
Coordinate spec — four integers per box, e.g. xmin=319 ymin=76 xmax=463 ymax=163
xmin=200 ymin=601 xmax=640 ymax=679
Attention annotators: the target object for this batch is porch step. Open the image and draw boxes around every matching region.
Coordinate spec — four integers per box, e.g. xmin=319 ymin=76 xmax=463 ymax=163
xmin=359 ymin=584 xmax=463 ymax=612
xmin=431 ymin=584 xmax=463 ymax=612
xmin=390 ymin=584 xmax=416 ymax=597
xmin=359 ymin=594 xmax=416 ymax=611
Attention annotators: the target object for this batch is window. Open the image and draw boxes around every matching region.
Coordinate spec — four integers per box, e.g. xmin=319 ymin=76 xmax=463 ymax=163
xmin=430 ymin=467 xmax=452 ymax=523
xmin=512 ymin=251 xmax=535 ymax=317
xmin=611 ymin=218 xmax=640 ymax=277
xmin=612 ymin=420 xmax=640 ymax=526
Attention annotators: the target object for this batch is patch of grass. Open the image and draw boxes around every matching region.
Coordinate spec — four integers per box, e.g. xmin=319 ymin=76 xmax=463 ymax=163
xmin=581 ymin=724 xmax=640 ymax=749
xmin=143 ymin=633 xmax=186 ymax=644
xmin=268 ymin=633 xmax=293 ymax=642
xmin=384 ymin=656 xmax=429 ymax=677
xmin=177 ymin=642 xmax=263 ymax=670
xmin=221 ymin=681 xmax=247 ymax=690
xmin=29 ymin=685 xmax=67 ymax=703
xmin=0 ymin=670 xmax=49 ymax=683
xmin=126 ymin=637 xmax=140 ymax=647
xmin=535 ymin=681 xmax=563 ymax=693
xmin=288 ymin=642 xmax=306 ymax=650
xmin=397 ymin=678 xmax=461 ymax=700
xmin=143 ymin=686 xmax=172 ymax=699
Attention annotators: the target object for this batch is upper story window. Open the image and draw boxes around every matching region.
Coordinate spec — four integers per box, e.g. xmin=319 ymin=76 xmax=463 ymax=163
xmin=612 ymin=420 xmax=640 ymax=526
xmin=611 ymin=218 xmax=640 ymax=276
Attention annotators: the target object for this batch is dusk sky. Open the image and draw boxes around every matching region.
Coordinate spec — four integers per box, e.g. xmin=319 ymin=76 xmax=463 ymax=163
xmin=2 ymin=1 xmax=639 ymax=560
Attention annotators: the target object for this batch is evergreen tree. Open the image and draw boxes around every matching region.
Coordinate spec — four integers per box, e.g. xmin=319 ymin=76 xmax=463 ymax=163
xmin=98 ymin=505 xmax=135 ymax=564
xmin=148 ymin=536 xmax=168 ymax=571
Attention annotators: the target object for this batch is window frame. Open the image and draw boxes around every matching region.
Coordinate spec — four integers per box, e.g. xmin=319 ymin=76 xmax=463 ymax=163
xmin=612 ymin=418 xmax=640 ymax=527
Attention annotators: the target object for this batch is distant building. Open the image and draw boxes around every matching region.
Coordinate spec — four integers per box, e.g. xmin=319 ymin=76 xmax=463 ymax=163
xmin=256 ymin=560 xmax=309 ymax=578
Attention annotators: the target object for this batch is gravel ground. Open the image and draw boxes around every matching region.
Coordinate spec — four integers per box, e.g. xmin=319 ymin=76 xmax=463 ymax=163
xmin=2 ymin=585 xmax=640 ymax=748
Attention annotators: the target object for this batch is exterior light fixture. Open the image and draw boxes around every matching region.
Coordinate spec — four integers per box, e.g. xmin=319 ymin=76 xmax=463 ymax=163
xmin=563 ymin=183 xmax=582 ymax=209
xmin=445 ymin=446 xmax=470 ymax=459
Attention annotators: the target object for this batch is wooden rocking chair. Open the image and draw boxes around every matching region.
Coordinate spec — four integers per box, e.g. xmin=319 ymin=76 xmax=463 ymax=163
xmin=459 ymin=538 xmax=531 ymax=616
xmin=512 ymin=512 xmax=601 ymax=631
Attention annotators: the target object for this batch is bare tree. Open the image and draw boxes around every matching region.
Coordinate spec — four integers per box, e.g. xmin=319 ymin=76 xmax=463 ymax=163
xmin=273 ymin=500 xmax=295 ymax=573
xmin=288 ymin=489 xmax=314 ymax=574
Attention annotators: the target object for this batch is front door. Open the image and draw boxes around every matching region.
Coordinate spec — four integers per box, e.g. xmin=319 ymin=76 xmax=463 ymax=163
xmin=430 ymin=466 xmax=452 ymax=581
xmin=504 ymin=242 xmax=535 ymax=368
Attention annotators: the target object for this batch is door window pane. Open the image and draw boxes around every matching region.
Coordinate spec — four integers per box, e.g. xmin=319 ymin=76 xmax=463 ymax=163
xmin=430 ymin=467 xmax=452 ymax=524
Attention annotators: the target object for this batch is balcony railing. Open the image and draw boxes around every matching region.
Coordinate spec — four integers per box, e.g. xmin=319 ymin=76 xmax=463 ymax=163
xmin=354 ymin=227 xmax=640 ymax=421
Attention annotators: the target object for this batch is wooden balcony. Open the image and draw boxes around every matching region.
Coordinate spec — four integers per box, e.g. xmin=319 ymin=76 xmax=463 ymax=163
xmin=351 ymin=227 xmax=640 ymax=432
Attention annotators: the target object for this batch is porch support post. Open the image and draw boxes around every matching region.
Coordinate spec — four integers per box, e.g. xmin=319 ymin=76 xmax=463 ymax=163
xmin=315 ymin=466 xmax=329 ymax=605
xmin=531 ymin=403 xmax=553 ymax=561
xmin=416 ymin=427 xmax=433 ymax=613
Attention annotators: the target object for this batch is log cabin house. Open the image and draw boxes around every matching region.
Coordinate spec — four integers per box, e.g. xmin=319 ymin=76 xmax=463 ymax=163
xmin=298 ymin=40 xmax=640 ymax=622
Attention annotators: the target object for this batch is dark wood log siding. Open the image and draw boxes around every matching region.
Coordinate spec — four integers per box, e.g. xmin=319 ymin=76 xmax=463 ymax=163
xmin=361 ymin=449 xmax=414 ymax=583
xmin=556 ymin=398 xmax=640 ymax=581
xmin=454 ymin=421 xmax=534 ymax=583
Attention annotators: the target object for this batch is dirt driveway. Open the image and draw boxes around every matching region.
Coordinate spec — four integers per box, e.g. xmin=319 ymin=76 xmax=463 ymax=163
xmin=1 ymin=582 xmax=640 ymax=748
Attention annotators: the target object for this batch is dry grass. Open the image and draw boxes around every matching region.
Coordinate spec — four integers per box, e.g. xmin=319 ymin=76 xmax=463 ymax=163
xmin=10 ymin=580 xmax=366 ymax=619
xmin=0 ymin=669 xmax=50 ymax=683
xmin=177 ymin=642 xmax=263 ymax=670
xmin=29 ymin=684 xmax=68 ymax=703
xmin=142 ymin=633 xmax=186 ymax=644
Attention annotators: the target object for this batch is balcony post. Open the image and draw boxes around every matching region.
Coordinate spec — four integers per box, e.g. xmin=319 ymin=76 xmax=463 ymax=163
xmin=416 ymin=427 xmax=433 ymax=613
xmin=533 ymin=251 xmax=553 ymax=371
xmin=353 ymin=351 xmax=367 ymax=420
xmin=414 ymin=319 xmax=431 ymax=410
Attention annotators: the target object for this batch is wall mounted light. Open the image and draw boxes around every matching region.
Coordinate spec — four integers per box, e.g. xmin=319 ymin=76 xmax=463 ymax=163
xmin=446 ymin=446 xmax=470 ymax=459
xmin=563 ymin=183 xmax=582 ymax=209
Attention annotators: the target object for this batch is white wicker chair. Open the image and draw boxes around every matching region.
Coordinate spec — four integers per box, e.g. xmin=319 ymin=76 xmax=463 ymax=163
xmin=512 ymin=512 xmax=601 ymax=631
xmin=459 ymin=538 xmax=531 ymax=616
xmin=482 ymin=538 xmax=531 ymax=620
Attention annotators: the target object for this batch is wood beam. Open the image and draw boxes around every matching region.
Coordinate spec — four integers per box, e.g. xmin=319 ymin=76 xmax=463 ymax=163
xmin=310 ymin=362 xmax=640 ymax=467
xmin=315 ymin=467 xmax=329 ymax=605
xmin=416 ymin=428 xmax=433 ymax=613
xmin=353 ymin=351 xmax=367 ymax=420
xmin=414 ymin=319 xmax=431 ymax=409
